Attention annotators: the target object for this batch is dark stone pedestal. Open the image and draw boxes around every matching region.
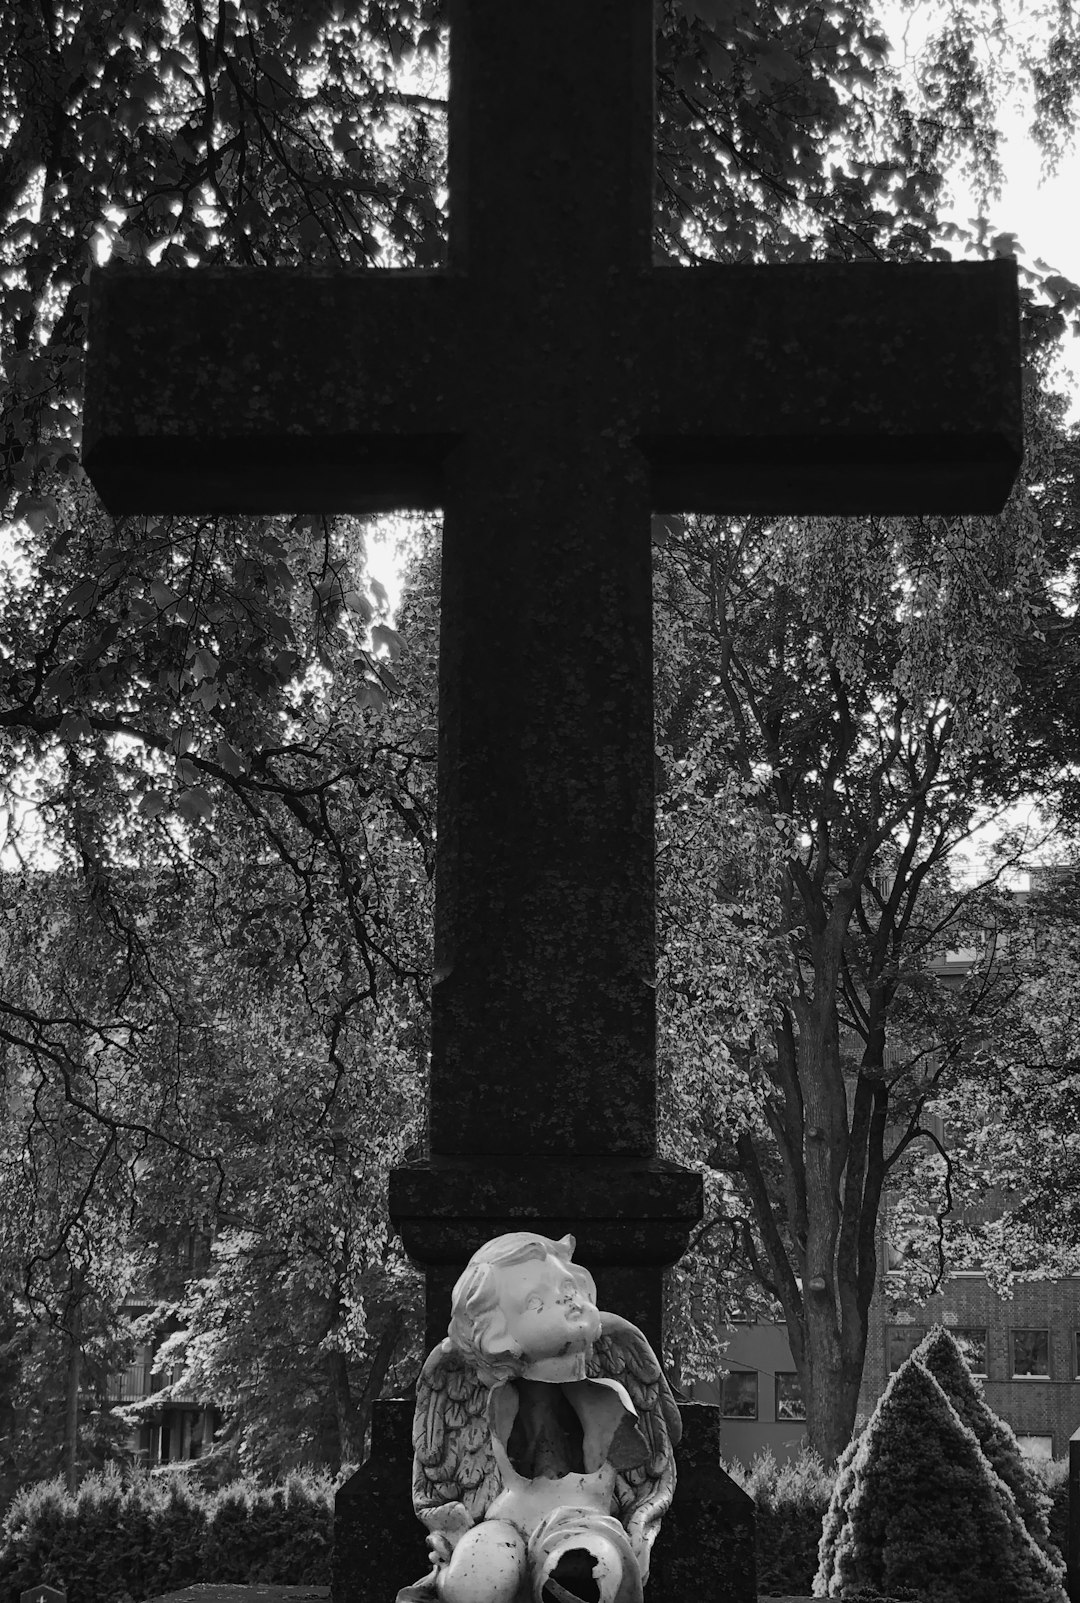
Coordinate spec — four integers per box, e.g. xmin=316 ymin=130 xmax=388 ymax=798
xmin=332 ymin=1397 xmax=756 ymax=1603
xmin=333 ymin=1402 xmax=426 ymax=1603
xmin=389 ymin=1157 xmax=703 ymax=1358
xmin=650 ymin=1402 xmax=757 ymax=1603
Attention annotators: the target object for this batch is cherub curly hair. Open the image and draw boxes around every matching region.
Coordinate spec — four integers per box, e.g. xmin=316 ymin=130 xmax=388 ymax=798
xmin=447 ymin=1231 xmax=597 ymax=1387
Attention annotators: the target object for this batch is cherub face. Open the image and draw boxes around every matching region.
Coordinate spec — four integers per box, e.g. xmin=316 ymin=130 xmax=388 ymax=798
xmin=492 ymin=1253 xmax=601 ymax=1376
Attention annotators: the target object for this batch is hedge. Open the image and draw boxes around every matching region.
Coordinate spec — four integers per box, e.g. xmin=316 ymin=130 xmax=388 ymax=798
xmin=0 ymin=1462 xmax=336 ymax=1603
xmin=0 ymin=1440 xmax=1069 ymax=1602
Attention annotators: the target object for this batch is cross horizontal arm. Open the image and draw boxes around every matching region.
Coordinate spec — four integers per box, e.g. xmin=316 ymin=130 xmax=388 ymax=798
xmin=83 ymin=267 xmax=462 ymax=514
xmin=641 ymin=259 xmax=1022 ymax=514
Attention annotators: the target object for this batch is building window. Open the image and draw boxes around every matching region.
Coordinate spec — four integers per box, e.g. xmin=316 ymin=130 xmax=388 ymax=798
xmin=887 ymin=1326 xmax=927 ymax=1373
xmin=954 ymin=1328 xmax=988 ymax=1376
xmin=720 ymin=1371 xmax=758 ymax=1419
xmin=775 ymin=1372 xmax=806 ymax=1421
xmin=1011 ymin=1329 xmax=1050 ymax=1378
xmin=1016 ymin=1434 xmax=1054 ymax=1460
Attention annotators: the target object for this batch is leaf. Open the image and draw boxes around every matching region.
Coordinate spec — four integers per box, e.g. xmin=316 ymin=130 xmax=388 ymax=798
xmin=16 ymin=495 xmax=59 ymax=536
xmin=216 ymin=739 xmax=245 ymax=777
xmin=175 ymin=757 xmax=201 ymax=785
xmin=151 ymin=580 xmax=179 ymax=611
xmin=190 ymin=647 xmax=220 ymax=682
xmin=653 ymin=514 xmax=684 ymax=548
xmin=1043 ymin=275 xmax=1080 ymax=306
xmin=62 ymin=579 xmax=98 ymax=617
xmin=344 ymin=589 xmax=374 ymax=622
xmin=57 ymin=712 xmax=92 ymax=742
xmin=139 ymin=788 xmax=169 ymax=819
xmin=357 ymin=682 xmax=388 ymax=712
xmin=371 ymin=624 xmax=402 ymax=661
xmin=176 ymin=785 xmax=213 ymax=824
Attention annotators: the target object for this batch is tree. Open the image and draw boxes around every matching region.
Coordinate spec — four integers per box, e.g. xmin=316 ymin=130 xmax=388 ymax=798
xmin=3 ymin=0 xmax=1080 ymax=1476
xmin=0 ymin=826 xmax=431 ymax=1480
xmin=653 ymin=364 xmax=1080 ymax=1462
xmin=921 ymin=863 xmax=1080 ymax=1286
xmin=0 ymin=537 xmax=439 ymax=1478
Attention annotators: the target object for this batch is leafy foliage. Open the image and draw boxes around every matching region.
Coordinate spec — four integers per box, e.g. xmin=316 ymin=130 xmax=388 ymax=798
xmin=652 ymin=372 xmax=1080 ymax=1460
xmin=3 ymin=0 xmax=1080 ymax=1481
xmin=923 ymin=867 xmax=1080 ymax=1287
xmin=0 ymin=1461 xmax=337 ymax=1603
xmin=0 ymin=528 xmax=439 ymax=1479
xmin=724 ymin=1445 xmax=834 ymax=1597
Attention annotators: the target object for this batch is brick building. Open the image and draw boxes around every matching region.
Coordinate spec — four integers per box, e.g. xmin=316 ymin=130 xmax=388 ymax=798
xmin=862 ymin=1269 xmax=1080 ymax=1460
xmin=697 ymin=1267 xmax=1080 ymax=1467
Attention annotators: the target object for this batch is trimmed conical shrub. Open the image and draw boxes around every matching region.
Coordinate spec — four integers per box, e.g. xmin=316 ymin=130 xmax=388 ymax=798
xmin=816 ymin=1431 xmax=860 ymax=1597
xmin=814 ymin=1358 xmax=1066 ymax=1602
xmin=913 ymin=1325 xmax=1061 ymax=1572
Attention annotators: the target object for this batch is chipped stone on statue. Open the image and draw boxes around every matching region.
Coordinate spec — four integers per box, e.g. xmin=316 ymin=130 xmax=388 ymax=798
xmin=396 ymin=1232 xmax=682 ymax=1603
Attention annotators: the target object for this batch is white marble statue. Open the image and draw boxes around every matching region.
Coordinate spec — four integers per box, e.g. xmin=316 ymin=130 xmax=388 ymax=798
xmin=397 ymin=1231 xmax=681 ymax=1603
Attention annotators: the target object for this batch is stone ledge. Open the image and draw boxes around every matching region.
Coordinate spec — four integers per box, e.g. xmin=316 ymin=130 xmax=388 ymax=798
xmin=389 ymin=1157 xmax=702 ymax=1266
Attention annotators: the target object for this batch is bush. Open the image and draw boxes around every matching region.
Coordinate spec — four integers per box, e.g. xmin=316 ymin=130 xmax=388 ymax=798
xmin=814 ymin=1359 xmax=1066 ymax=1603
xmin=0 ymin=1463 xmax=334 ymax=1603
xmin=725 ymin=1446 xmax=833 ymax=1596
xmin=1032 ymin=1457 xmax=1069 ymax=1563
xmin=841 ymin=1588 xmax=922 ymax=1603
xmin=815 ymin=1431 xmax=861 ymax=1598
xmin=912 ymin=1327 xmax=1062 ymax=1573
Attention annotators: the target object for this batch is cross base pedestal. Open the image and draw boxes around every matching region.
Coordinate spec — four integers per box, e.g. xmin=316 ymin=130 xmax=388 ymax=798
xmin=332 ymin=1399 xmax=756 ymax=1603
xmin=389 ymin=1157 xmax=703 ymax=1356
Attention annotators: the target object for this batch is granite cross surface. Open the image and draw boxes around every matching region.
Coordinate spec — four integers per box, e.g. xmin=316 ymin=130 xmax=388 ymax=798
xmin=82 ymin=1 xmax=1022 ymax=1598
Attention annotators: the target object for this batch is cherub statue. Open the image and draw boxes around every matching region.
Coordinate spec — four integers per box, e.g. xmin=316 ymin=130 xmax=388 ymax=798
xmin=396 ymin=1231 xmax=681 ymax=1603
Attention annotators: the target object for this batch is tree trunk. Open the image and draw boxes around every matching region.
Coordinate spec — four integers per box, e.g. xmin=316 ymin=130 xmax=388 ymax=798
xmin=320 ymin=1309 xmax=403 ymax=1470
xmin=63 ymin=1316 xmax=81 ymax=1495
xmin=748 ymin=958 xmax=878 ymax=1466
xmin=351 ymin=1311 xmax=404 ymax=1464
xmin=802 ymin=1302 xmax=866 ymax=1466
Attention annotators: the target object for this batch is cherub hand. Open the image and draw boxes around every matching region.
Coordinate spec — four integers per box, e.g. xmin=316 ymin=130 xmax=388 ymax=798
xmin=424 ymin=1501 xmax=474 ymax=1567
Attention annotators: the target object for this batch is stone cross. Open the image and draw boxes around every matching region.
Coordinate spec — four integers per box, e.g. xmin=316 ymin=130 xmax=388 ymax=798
xmin=83 ymin=1 xmax=1021 ymax=1597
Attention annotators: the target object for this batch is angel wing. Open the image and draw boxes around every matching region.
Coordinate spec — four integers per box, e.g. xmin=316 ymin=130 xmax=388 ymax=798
xmin=410 ymin=1338 xmax=501 ymax=1530
xmin=587 ymin=1311 xmax=682 ymax=1566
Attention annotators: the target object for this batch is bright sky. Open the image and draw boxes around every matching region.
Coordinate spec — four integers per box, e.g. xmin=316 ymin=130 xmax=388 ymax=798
xmin=884 ymin=1 xmax=1080 ymax=421
xmin=945 ymin=111 xmax=1080 ymax=422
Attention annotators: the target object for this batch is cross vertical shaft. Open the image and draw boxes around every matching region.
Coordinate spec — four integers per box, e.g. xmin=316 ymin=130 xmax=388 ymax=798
xmin=432 ymin=0 xmax=659 ymax=1154
xmin=447 ymin=0 xmax=654 ymax=280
